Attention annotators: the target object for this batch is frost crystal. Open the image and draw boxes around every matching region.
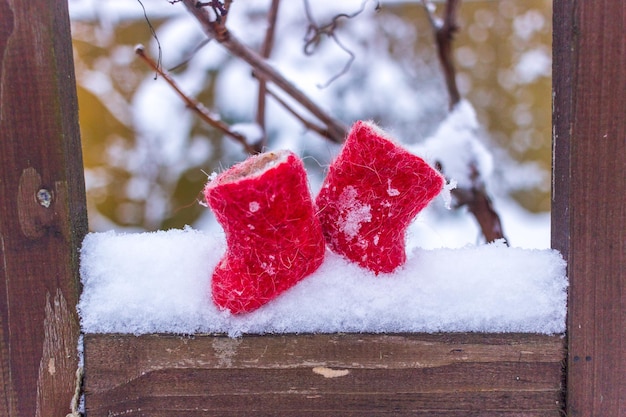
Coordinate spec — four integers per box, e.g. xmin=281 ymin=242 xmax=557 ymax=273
xmin=337 ymin=186 xmax=372 ymax=239
xmin=248 ymin=201 xmax=260 ymax=213
xmin=386 ymin=179 xmax=400 ymax=197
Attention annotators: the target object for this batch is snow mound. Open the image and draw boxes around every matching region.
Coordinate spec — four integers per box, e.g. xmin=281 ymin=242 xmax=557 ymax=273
xmin=78 ymin=227 xmax=567 ymax=337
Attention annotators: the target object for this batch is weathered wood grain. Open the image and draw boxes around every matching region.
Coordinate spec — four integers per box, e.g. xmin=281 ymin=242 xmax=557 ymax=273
xmin=84 ymin=333 xmax=565 ymax=416
xmin=0 ymin=1 xmax=87 ymax=416
xmin=553 ymin=1 xmax=626 ymax=416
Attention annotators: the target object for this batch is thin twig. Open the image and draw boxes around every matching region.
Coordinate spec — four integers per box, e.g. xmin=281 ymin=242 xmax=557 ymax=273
xmin=136 ymin=0 xmax=162 ymax=79
xmin=265 ymin=87 xmax=332 ymax=139
xmin=180 ymin=0 xmax=348 ymax=143
xmin=135 ymin=45 xmax=258 ymax=154
xmin=450 ymin=164 xmax=507 ymax=243
xmin=303 ymin=0 xmax=374 ymax=88
xmin=255 ymin=0 xmax=281 ymax=150
xmin=168 ymin=38 xmax=211 ymax=72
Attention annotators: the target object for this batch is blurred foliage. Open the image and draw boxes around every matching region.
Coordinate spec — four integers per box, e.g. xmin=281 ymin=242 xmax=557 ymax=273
xmin=72 ymin=0 xmax=552 ymax=231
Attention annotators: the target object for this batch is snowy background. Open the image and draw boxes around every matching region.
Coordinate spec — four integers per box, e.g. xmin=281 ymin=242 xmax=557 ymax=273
xmin=69 ymin=0 xmax=553 ymax=249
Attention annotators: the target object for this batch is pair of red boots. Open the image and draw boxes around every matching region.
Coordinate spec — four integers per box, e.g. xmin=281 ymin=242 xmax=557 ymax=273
xmin=204 ymin=121 xmax=445 ymax=314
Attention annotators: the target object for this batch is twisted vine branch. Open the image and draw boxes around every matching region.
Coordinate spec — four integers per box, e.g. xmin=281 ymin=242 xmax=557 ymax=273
xmin=303 ymin=0 xmax=377 ymax=88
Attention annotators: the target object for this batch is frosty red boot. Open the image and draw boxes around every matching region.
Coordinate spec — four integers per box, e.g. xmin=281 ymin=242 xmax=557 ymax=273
xmin=316 ymin=121 xmax=445 ymax=274
xmin=204 ymin=150 xmax=325 ymax=314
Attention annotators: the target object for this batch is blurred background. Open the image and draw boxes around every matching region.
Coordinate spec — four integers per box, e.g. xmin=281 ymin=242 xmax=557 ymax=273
xmin=69 ymin=0 xmax=552 ymax=248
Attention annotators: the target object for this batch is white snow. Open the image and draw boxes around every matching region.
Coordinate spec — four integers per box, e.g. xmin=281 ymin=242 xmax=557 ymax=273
xmin=440 ymin=179 xmax=457 ymax=210
xmin=411 ymin=100 xmax=494 ymax=190
xmin=336 ymin=186 xmax=372 ymax=240
xmin=248 ymin=201 xmax=260 ymax=213
xmin=230 ymin=123 xmax=265 ymax=147
xmin=515 ymin=48 xmax=551 ymax=84
xmin=78 ymin=227 xmax=567 ymax=337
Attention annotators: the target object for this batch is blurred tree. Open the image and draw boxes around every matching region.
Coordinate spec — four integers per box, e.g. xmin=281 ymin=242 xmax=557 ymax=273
xmin=71 ymin=0 xmax=552 ymax=243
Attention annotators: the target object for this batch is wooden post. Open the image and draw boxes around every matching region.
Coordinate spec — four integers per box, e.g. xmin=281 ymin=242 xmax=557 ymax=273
xmin=0 ymin=1 xmax=88 ymax=416
xmin=553 ymin=1 xmax=626 ymax=416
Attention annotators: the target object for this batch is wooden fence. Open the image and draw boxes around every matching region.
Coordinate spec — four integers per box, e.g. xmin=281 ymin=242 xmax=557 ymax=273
xmin=0 ymin=0 xmax=624 ymax=416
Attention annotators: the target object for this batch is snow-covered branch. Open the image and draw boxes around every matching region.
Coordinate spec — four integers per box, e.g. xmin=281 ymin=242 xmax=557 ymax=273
xmin=422 ymin=0 xmax=507 ymax=244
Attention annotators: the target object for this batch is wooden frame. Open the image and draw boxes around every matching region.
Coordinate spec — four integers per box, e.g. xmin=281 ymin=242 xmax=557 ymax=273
xmin=552 ymin=1 xmax=626 ymax=415
xmin=0 ymin=1 xmax=86 ymax=415
xmin=83 ymin=333 xmax=565 ymax=416
xmin=0 ymin=0 xmax=624 ymax=416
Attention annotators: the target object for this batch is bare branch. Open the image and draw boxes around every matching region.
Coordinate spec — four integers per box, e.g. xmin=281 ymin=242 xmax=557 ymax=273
xmin=195 ymin=0 xmax=230 ymax=24
xmin=303 ymin=0 xmax=375 ymax=88
xmin=135 ymin=45 xmax=258 ymax=155
xmin=450 ymin=164 xmax=507 ymax=244
xmin=260 ymin=0 xmax=281 ymax=64
xmin=255 ymin=0 xmax=281 ymax=149
xmin=423 ymin=0 xmax=507 ymax=244
xmin=265 ymin=87 xmax=334 ymax=139
xmin=314 ymin=34 xmax=355 ymax=90
xmin=179 ymin=0 xmax=348 ymax=143
xmin=422 ymin=0 xmax=461 ymax=109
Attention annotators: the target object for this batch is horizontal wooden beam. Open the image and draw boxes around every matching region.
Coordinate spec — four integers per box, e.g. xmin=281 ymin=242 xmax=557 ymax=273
xmin=84 ymin=333 xmax=565 ymax=416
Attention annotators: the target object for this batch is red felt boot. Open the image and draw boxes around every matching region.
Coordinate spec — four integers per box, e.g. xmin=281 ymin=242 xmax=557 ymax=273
xmin=204 ymin=150 xmax=325 ymax=314
xmin=316 ymin=121 xmax=445 ymax=274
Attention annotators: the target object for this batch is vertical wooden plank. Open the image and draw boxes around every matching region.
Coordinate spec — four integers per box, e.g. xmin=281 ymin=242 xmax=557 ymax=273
xmin=0 ymin=1 xmax=88 ymax=416
xmin=553 ymin=1 xmax=626 ymax=416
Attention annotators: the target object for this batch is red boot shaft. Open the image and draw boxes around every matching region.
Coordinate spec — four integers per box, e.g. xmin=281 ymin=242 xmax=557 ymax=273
xmin=316 ymin=121 xmax=445 ymax=274
xmin=205 ymin=151 xmax=325 ymax=313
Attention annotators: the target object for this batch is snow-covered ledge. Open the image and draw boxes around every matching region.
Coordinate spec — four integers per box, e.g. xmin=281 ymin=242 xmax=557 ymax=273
xmin=78 ymin=227 xmax=567 ymax=337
